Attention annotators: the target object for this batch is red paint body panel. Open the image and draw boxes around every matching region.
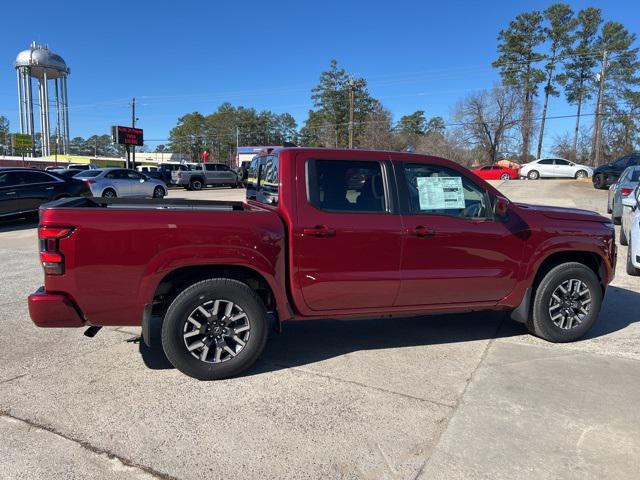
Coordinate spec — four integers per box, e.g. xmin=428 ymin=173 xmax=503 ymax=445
xmin=28 ymin=289 xmax=84 ymax=327
xmin=28 ymin=148 xmax=616 ymax=329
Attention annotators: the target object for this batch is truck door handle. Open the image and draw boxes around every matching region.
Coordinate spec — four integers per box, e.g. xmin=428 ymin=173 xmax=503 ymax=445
xmin=5 ymin=191 xmax=17 ymax=195
xmin=303 ymin=225 xmax=336 ymax=238
xmin=412 ymin=225 xmax=435 ymax=237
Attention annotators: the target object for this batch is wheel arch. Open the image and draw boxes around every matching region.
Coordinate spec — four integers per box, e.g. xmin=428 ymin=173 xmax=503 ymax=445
xmin=148 ymin=264 xmax=285 ymax=325
xmin=511 ymin=250 xmax=606 ymax=324
xmin=532 ymin=250 xmax=606 ymax=294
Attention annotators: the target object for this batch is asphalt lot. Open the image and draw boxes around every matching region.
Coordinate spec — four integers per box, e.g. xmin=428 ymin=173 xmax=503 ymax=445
xmin=1 ymin=179 xmax=639 ymax=480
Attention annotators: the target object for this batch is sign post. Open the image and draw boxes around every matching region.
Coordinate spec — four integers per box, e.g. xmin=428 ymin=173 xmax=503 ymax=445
xmin=111 ymin=125 xmax=143 ymax=169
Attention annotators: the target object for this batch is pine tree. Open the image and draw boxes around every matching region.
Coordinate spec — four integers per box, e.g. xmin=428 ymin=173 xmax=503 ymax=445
xmin=537 ymin=3 xmax=576 ymax=159
xmin=493 ymin=11 xmax=546 ymax=161
xmin=559 ymin=7 xmax=602 ymax=160
xmin=302 ymin=60 xmax=379 ymax=148
xmin=592 ymin=21 xmax=640 ymax=160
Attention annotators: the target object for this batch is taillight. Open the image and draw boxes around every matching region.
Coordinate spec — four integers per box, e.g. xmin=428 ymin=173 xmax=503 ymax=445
xmin=621 ymin=187 xmax=633 ymax=197
xmin=82 ymin=179 xmax=96 ymax=185
xmin=39 ymin=227 xmax=73 ymax=275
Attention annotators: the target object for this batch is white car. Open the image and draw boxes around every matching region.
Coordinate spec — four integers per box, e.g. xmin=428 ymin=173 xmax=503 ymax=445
xmin=620 ymin=184 xmax=640 ymax=275
xmin=519 ymin=158 xmax=593 ymax=180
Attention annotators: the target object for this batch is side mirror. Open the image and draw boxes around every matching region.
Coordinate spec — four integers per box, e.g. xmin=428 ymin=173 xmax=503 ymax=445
xmin=494 ymin=195 xmax=510 ymax=219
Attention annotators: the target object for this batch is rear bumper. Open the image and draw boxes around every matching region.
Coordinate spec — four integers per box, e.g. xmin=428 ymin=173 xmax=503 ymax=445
xmin=28 ymin=287 xmax=85 ymax=328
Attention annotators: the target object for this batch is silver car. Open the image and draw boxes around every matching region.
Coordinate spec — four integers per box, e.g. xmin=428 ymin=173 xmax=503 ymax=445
xmin=608 ymin=165 xmax=640 ymax=224
xmin=74 ymin=168 xmax=168 ymax=198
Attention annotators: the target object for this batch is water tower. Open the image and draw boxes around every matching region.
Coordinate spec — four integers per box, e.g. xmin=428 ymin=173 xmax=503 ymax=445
xmin=15 ymin=42 xmax=70 ymax=156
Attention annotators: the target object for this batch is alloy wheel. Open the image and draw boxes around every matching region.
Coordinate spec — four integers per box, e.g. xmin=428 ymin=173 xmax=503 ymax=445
xmin=548 ymin=279 xmax=591 ymax=330
xmin=182 ymin=299 xmax=251 ymax=363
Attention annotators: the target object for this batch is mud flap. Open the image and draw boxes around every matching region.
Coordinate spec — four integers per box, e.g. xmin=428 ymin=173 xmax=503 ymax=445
xmin=510 ymin=288 xmax=531 ymax=324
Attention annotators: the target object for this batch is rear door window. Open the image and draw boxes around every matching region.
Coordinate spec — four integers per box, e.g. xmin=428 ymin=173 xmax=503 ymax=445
xmin=538 ymin=159 xmax=554 ymax=165
xmin=308 ymin=159 xmax=386 ymax=213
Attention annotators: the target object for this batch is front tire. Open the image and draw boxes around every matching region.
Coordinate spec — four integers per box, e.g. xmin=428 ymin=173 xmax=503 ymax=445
xmin=190 ymin=179 xmax=203 ymax=191
xmin=102 ymin=189 xmax=117 ymax=198
xmin=528 ymin=170 xmax=540 ymax=180
xmin=500 ymin=173 xmax=510 ymax=180
xmin=161 ymin=279 xmax=269 ymax=380
xmin=593 ymin=174 xmax=606 ymax=190
xmin=527 ymin=262 xmax=602 ymax=343
xmin=611 ymin=204 xmax=621 ymax=225
xmin=575 ymin=170 xmax=588 ymax=179
xmin=620 ymin=224 xmax=628 ymax=246
xmin=627 ymin=239 xmax=640 ymax=276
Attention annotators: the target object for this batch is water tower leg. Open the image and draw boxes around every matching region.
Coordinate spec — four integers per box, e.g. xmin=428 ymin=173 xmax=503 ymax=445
xmin=16 ymin=69 xmax=25 ymax=133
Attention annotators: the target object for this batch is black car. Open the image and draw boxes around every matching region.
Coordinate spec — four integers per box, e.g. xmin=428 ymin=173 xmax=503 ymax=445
xmin=0 ymin=167 xmax=92 ymax=218
xmin=593 ymin=153 xmax=640 ymax=189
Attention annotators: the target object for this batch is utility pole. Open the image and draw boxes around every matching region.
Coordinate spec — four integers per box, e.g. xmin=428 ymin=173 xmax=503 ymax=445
xmin=131 ymin=97 xmax=136 ymax=169
xmin=592 ymin=50 xmax=607 ymax=166
xmin=347 ymin=78 xmax=355 ymax=149
xmin=236 ymin=126 xmax=240 ymax=168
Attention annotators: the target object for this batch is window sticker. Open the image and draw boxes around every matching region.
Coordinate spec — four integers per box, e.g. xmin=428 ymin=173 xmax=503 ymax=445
xmin=416 ymin=176 xmax=465 ymax=210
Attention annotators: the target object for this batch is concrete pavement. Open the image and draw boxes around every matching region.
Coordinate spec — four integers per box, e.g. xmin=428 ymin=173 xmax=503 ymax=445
xmin=1 ymin=180 xmax=638 ymax=479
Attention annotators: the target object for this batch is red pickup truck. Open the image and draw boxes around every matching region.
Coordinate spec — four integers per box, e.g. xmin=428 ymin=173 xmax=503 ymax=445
xmin=29 ymin=148 xmax=616 ymax=380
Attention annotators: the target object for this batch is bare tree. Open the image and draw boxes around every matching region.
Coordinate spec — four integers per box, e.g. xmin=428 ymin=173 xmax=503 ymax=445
xmin=357 ymin=105 xmax=397 ymax=150
xmin=551 ymin=128 xmax=592 ymax=164
xmin=453 ymin=86 xmax=520 ymax=163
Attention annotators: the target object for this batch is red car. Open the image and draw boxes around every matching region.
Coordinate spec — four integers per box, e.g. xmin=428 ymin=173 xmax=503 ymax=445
xmin=473 ymin=164 xmax=519 ymax=180
xmin=29 ymin=148 xmax=615 ymax=380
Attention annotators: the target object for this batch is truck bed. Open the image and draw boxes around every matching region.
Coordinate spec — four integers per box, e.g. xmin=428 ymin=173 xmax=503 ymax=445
xmin=41 ymin=197 xmax=247 ymax=212
xmin=36 ymin=196 xmax=286 ymax=327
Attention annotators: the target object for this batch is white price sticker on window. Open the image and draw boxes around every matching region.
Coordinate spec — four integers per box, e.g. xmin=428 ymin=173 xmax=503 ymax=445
xmin=417 ymin=176 xmax=465 ymax=210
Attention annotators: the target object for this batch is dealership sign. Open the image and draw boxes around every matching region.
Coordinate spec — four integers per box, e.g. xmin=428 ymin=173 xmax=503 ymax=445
xmin=11 ymin=133 xmax=32 ymax=150
xmin=111 ymin=126 xmax=144 ymax=146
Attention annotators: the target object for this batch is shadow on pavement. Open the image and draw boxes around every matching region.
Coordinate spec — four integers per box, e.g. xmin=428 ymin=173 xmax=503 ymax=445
xmin=584 ymin=285 xmax=640 ymax=339
xmin=138 ymin=285 xmax=640 ymax=377
xmin=0 ymin=215 xmax=38 ymax=233
xmin=139 ymin=310 xmax=518 ymax=374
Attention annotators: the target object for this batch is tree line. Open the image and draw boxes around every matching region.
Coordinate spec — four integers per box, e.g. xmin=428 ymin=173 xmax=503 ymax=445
xmin=2 ymin=4 xmax=637 ymax=166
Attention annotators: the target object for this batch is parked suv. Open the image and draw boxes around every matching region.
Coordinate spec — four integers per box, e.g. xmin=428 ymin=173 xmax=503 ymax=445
xmin=519 ymin=158 xmax=592 ymax=180
xmin=592 ymin=153 xmax=640 ymax=189
xmin=172 ymin=163 xmax=240 ymax=190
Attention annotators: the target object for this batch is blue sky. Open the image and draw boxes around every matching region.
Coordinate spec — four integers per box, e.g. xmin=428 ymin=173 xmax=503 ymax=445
xmin=0 ymin=0 xmax=638 ymax=154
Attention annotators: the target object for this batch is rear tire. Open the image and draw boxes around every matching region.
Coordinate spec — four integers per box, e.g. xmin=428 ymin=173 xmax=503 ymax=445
xmin=161 ymin=278 xmax=269 ymax=380
xmin=527 ymin=262 xmax=601 ymax=343
xmin=152 ymin=186 xmax=165 ymax=198
xmin=528 ymin=170 xmax=540 ymax=180
xmin=102 ymin=189 xmax=117 ymax=198
xmin=627 ymin=239 xmax=640 ymax=276
xmin=500 ymin=173 xmax=510 ymax=180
